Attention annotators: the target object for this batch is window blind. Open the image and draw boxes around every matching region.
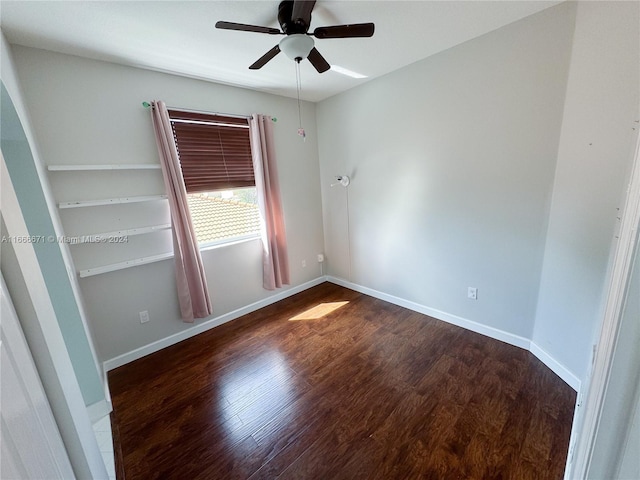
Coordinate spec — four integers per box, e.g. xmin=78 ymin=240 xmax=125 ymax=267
xmin=168 ymin=109 xmax=254 ymax=193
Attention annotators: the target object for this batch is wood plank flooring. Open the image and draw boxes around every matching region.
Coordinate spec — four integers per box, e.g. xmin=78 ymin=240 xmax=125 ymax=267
xmin=108 ymin=282 xmax=576 ymax=480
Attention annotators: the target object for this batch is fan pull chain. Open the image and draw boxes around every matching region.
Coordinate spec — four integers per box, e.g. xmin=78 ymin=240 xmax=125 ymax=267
xmin=295 ymin=59 xmax=306 ymax=140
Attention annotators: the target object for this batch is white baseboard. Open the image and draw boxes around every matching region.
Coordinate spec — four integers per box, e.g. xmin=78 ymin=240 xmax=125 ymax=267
xmin=327 ymin=276 xmax=580 ymax=392
xmin=530 ymin=341 xmax=581 ymax=391
xmin=103 ymin=277 xmax=327 ymax=372
xmin=327 ymin=276 xmax=531 ymax=349
xmin=103 ymin=274 xmax=580 ymax=394
xmin=87 ymin=398 xmax=113 ymax=424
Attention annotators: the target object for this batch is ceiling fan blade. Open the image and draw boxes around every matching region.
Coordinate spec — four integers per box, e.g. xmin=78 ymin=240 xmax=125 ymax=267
xmin=215 ymin=21 xmax=282 ymax=35
xmin=291 ymin=0 xmax=316 ymax=25
xmin=307 ymin=47 xmax=330 ymax=73
xmin=249 ymin=45 xmax=281 ymax=70
xmin=313 ymin=23 xmax=375 ymax=39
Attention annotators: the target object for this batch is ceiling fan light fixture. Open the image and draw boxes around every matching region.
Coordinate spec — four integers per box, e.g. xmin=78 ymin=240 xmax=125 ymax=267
xmin=279 ymin=34 xmax=314 ymax=61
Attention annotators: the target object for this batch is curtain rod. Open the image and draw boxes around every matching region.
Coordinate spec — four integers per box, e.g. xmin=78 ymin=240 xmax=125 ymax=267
xmin=142 ymin=101 xmax=252 ymax=120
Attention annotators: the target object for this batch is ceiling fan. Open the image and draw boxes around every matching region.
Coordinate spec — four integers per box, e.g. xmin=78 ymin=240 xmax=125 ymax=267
xmin=215 ymin=0 xmax=375 ymax=73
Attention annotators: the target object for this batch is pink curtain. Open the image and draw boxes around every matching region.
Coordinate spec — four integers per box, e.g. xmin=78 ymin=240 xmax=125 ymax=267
xmin=249 ymin=114 xmax=290 ymax=290
xmin=150 ymin=100 xmax=212 ymax=322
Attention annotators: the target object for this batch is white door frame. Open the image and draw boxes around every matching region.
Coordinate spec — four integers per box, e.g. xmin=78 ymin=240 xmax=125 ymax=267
xmin=1 ymin=152 xmax=108 ymax=479
xmin=1 ymin=274 xmax=76 ymax=479
xmin=568 ymin=130 xmax=640 ymax=478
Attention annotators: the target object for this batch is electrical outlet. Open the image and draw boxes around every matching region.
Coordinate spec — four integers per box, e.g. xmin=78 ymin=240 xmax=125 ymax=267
xmin=139 ymin=310 xmax=150 ymax=324
xmin=302 ymin=260 xmax=307 ymax=268
xmin=317 ymin=253 xmax=325 ymax=263
xmin=467 ymin=287 xmax=478 ymax=300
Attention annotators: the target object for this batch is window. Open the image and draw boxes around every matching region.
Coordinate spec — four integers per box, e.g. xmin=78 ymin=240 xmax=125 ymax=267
xmin=168 ymin=109 xmax=260 ymax=246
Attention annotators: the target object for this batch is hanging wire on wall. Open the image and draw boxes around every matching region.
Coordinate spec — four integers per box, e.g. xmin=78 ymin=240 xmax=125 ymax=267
xmin=295 ymin=59 xmax=305 ymax=140
xmin=331 ymin=175 xmax=352 ymax=281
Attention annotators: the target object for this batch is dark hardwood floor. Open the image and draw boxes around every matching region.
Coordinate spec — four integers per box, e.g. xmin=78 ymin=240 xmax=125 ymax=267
xmin=108 ymin=282 xmax=576 ymax=480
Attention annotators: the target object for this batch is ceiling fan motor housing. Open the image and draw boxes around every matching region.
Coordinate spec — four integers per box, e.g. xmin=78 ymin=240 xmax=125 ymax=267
xmin=278 ymin=0 xmax=310 ymax=34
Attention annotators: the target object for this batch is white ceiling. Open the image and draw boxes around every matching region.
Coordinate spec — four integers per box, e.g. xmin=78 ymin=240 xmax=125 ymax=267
xmin=0 ymin=0 xmax=562 ymax=102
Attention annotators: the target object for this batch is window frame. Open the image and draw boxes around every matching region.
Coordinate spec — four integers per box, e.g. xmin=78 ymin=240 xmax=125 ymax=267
xmin=168 ymin=109 xmax=260 ymax=248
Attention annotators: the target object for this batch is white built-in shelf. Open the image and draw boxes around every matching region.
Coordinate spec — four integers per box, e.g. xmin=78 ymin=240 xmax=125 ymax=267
xmin=79 ymin=252 xmax=174 ymax=278
xmin=58 ymin=195 xmax=168 ymax=209
xmin=69 ymin=224 xmax=172 ymax=244
xmin=48 ymin=164 xmax=161 ymax=171
xmin=51 ymin=163 xmax=172 ymax=276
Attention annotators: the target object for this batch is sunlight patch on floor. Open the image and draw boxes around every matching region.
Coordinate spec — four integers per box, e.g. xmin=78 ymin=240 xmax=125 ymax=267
xmin=289 ymin=301 xmax=349 ymax=321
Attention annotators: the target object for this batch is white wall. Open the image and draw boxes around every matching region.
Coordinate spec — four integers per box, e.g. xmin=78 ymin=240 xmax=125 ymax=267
xmin=532 ymin=1 xmax=640 ymax=383
xmin=317 ymin=4 xmax=575 ymax=341
xmin=617 ymin=381 xmax=640 ymax=479
xmin=11 ymin=46 xmax=325 ymax=362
